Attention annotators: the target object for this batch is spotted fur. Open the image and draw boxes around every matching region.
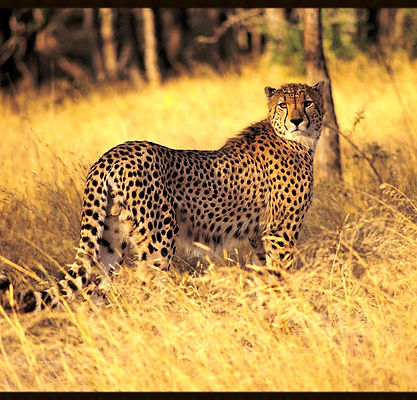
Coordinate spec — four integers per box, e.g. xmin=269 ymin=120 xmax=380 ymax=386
xmin=1 ymin=81 xmax=325 ymax=312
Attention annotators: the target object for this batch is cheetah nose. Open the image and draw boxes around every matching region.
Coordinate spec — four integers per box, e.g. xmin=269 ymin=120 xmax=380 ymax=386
xmin=290 ymin=118 xmax=303 ymax=127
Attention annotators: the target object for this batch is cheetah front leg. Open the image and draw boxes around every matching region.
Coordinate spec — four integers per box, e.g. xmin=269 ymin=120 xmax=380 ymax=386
xmin=262 ymin=231 xmax=295 ymax=273
xmin=248 ymin=236 xmax=267 ymax=265
xmin=260 ymin=208 xmax=304 ymax=275
xmin=248 ymin=231 xmax=294 ymax=276
xmin=262 ymin=208 xmax=307 ymax=275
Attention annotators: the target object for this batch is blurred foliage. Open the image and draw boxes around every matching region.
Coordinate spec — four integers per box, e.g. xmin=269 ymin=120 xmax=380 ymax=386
xmin=268 ymin=23 xmax=306 ymax=75
xmin=264 ymin=8 xmax=417 ymax=74
xmin=322 ymin=9 xmax=358 ymax=60
xmin=402 ymin=9 xmax=417 ymax=58
xmin=2 ymin=8 xmax=417 ymax=90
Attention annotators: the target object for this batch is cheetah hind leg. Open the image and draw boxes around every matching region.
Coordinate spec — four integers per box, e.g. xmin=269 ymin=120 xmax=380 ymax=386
xmin=91 ymin=212 xmax=132 ymax=305
xmin=59 ymin=210 xmax=132 ymax=308
xmin=128 ymin=200 xmax=178 ymax=282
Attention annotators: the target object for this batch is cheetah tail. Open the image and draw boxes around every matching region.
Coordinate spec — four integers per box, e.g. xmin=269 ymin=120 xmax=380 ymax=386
xmin=0 ymin=164 xmax=111 ymax=313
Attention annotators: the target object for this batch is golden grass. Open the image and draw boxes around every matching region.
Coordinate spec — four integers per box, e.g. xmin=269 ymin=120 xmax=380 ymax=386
xmin=1 ymin=55 xmax=417 ymax=391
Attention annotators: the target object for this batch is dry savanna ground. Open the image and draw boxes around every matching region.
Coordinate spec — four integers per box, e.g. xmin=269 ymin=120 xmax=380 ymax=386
xmin=1 ymin=54 xmax=417 ymax=391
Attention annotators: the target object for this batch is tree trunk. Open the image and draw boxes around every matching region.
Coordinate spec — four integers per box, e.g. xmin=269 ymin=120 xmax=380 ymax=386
xmin=157 ymin=9 xmax=190 ymax=75
xmin=264 ymin=8 xmax=286 ymax=54
xmin=302 ymin=8 xmax=342 ymax=184
xmin=188 ymin=9 xmax=222 ymax=70
xmin=99 ymin=8 xmax=118 ymax=80
xmin=378 ymin=8 xmax=399 ymax=50
xmin=141 ymin=8 xmax=161 ymax=86
xmin=83 ymin=9 xmax=105 ymax=81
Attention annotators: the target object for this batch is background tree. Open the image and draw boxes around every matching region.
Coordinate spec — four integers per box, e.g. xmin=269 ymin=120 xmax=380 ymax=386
xmin=2 ymin=8 xmax=417 ymax=96
xmin=99 ymin=8 xmax=118 ymax=81
xmin=83 ymin=9 xmax=105 ymax=82
xmin=377 ymin=9 xmax=403 ymax=50
xmin=141 ymin=8 xmax=161 ymax=86
xmin=302 ymin=8 xmax=342 ymax=184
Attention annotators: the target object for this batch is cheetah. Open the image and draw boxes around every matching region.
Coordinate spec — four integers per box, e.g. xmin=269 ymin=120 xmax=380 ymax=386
xmin=0 ymin=81 xmax=325 ymax=312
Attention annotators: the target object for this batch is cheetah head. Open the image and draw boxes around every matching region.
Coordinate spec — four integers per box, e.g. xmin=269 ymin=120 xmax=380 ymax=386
xmin=265 ymin=82 xmax=325 ymax=151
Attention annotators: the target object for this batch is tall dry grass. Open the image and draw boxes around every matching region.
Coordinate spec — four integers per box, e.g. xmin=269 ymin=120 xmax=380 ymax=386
xmin=1 ymin=55 xmax=417 ymax=391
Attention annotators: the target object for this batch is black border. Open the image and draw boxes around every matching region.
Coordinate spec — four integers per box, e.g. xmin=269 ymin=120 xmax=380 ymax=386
xmin=1 ymin=2 xmax=416 ymax=399
xmin=0 ymin=392 xmax=415 ymax=398
xmin=3 ymin=1 xmax=417 ymax=9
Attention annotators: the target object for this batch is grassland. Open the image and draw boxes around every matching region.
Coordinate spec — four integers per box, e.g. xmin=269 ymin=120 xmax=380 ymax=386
xmin=1 ymin=54 xmax=417 ymax=391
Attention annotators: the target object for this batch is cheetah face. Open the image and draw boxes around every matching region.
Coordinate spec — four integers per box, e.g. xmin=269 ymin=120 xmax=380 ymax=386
xmin=265 ymin=82 xmax=325 ymax=150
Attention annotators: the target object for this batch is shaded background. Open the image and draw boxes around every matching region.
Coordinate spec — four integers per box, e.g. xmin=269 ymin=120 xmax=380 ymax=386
xmin=1 ymin=8 xmax=417 ymax=89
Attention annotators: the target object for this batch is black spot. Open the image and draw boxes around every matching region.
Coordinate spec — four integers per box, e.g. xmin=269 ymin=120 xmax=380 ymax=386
xmin=68 ymin=280 xmax=78 ymax=291
xmin=41 ymin=290 xmax=52 ymax=303
xmin=22 ymin=291 xmax=37 ymax=313
xmin=58 ymin=283 xmax=67 ymax=296
xmin=68 ymin=269 xmax=77 ymax=278
xmin=212 ymin=235 xmax=221 ymax=245
xmin=100 ymin=238 xmax=110 ymax=247
xmin=0 ymin=276 xmax=10 ymax=291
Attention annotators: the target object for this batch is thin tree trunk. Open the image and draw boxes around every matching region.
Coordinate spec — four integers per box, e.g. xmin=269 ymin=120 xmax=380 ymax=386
xmin=83 ymin=9 xmax=105 ymax=81
xmin=157 ymin=9 xmax=190 ymax=75
xmin=142 ymin=8 xmax=161 ymax=86
xmin=117 ymin=10 xmax=145 ymax=88
xmin=116 ymin=10 xmax=134 ymax=75
xmin=264 ymin=8 xmax=286 ymax=54
xmin=99 ymin=8 xmax=118 ymax=80
xmin=302 ymin=8 xmax=342 ymax=184
xmin=378 ymin=8 xmax=399 ymax=50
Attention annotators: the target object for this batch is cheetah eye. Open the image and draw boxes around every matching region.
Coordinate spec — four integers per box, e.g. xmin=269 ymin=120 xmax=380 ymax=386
xmin=278 ymin=102 xmax=287 ymax=109
xmin=304 ymin=100 xmax=313 ymax=107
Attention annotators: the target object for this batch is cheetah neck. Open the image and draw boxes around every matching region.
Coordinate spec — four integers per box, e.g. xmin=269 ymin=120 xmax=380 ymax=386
xmin=222 ymin=119 xmax=317 ymax=157
xmin=281 ymin=132 xmax=318 ymax=153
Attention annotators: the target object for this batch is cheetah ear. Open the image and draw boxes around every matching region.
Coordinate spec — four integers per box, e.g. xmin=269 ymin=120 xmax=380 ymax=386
xmin=312 ymin=81 xmax=326 ymax=94
xmin=264 ymin=86 xmax=276 ymax=99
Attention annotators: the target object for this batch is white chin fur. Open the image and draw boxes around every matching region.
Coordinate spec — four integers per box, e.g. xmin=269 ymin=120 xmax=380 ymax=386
xmin=284 ymin=130 xmax=318 ymax=151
